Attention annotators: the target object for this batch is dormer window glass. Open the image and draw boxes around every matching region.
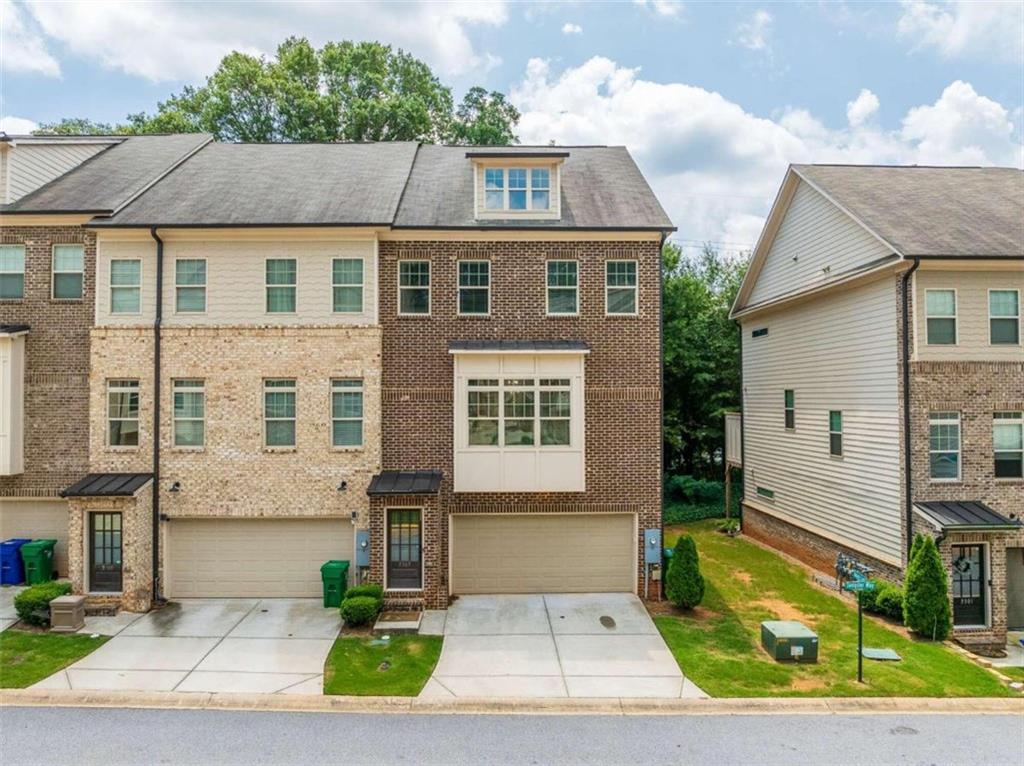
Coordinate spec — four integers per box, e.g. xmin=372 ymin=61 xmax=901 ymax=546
xmin=531 ymin=169 xmax=550 ymax=210
xmin=508 ymin=169 xmax=527 ymax=210
xmin=485 ymin=169 xmax=504 ymax=210
xmin=483 ymin=167 xmax=553 ymax=213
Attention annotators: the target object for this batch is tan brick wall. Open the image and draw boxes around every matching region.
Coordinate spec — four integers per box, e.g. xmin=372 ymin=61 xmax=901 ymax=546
xmin=0 ymin=226 xmax=93 ymax=497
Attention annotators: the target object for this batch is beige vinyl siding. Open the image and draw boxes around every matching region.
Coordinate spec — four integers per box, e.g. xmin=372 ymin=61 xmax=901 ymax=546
xmin=0 ymin=146 xmax=8 ymax=203
xmin=0 ymin=499 xmax=70 ymax=577
xmin=748 ymin=180 xmax=892 ymax=307
xmin=914 ymin=268 xmax=1024 ymax=361
xmin=97 ymin=238 xmax=377 ymax=326
xmin=6 ymin=143 xmax=111 ymax=202
xmin=742 ymin=277 xmax=902 ymax=565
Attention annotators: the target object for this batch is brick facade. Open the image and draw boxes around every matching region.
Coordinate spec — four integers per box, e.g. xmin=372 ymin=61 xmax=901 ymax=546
xmin=376 ymin=239 xmax=663 ymax=608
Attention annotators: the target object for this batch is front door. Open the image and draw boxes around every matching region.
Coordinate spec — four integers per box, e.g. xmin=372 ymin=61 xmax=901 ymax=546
xmin=387 ymin=509 xmax=422 ymax=589
xmin=951 ymin=544 xmax=986 ymax=627
xmin=89 ymin=512 xmax=123 ymax=592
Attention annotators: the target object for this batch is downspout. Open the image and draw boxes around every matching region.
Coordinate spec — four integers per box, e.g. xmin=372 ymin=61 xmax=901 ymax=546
xmin=737 ymin=318 xmax=744 ymax=517
xmin=901 ymin=258 xmax=920 ymax=561
xmin=658 ymin=230 xmax=668 ymax=599
xmin=150 ymin=227 xmax=164 ymax=605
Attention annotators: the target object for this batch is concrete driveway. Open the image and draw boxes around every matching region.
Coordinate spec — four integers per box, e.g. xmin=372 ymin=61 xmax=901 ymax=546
xmin=32 ymin=599 xmax=340 ymax=695
xmin=420 ymin=594 xmax=707 ymax=699
xmin=0 ymin=586 xmax=26 ymax=632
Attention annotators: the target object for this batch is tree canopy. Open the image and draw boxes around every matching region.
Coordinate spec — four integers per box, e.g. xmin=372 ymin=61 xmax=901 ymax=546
xmin=37 ymin=38 xmax=519 ymax=145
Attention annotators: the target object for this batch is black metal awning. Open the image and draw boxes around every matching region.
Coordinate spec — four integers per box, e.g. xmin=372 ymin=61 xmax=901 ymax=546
xmin=448 ymin=339 xmax=589 ymax=353
xmin=913 ymin=500 xmax=1021 ymax=531
xmin=367 ymin=470 xmax=443 ymax=497
xmin=61 ymin=473 xmax=154 ymax=498
xmin=0 ymin=324 xmax=30 ymax=335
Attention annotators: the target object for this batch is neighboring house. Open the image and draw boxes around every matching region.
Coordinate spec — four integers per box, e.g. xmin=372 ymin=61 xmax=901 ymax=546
xmin=1 ymin=138 xmax=671 ymax=613
xmin=731 ymin=164 xmax=1024 ymax=650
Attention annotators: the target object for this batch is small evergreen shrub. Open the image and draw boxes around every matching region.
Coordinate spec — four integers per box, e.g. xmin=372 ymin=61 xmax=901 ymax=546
xmin=665 ymin=535 xmax=705 ymax=609
xmin=340 ymin=596 xmax=381 ymax=627
xmin=343 ymin=584 xmax=384 ymax=603
xmin=903 ymin=534 xmax=951 ymax=640
xmin=14 ymin=581 xmax=72 ymax=626
xmin=860 ymin=579 xmax=904 ymax=620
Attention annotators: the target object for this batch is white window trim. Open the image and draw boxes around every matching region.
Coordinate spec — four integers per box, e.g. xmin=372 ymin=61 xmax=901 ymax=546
xmin=0 ymin=244 xmax=25 ymax=301
xmin=382 ymin=506 xmax=424 ymax=592
xmin=605 ymin=259 xmax=638 ymax=316
xmin=264 ymin=257 xmax=297 ymax=315
xmin=397 ymin=259 xmax=431 ymax=316
xmin=51 ymin=244 xmax=85 ymax=301
xmin=174 ymin=258 xmax=207 ymax=315
xmin=464 ymin=377 xmax=574 ymax=450
xmin=332 ymin=257 xmax=365 ymax=315
xmin=988 ymin=288 xmax=1021 ymax=346
xmin=457 ymin=259 xmax=491 ymax=316
xmin=929 ymin=411 xmax=961 ymax=482
xmin=784 ymin=389 xmax=795 ymax=431
xmin=546 ymin=259 xmax=579 ymax=316
xmin=924 ymin=288 xmax=957 ymax=346
xmin=829 ymin=410 xmax=843 ymax=457
xmin=993 ymin=411 xmax=1024 ymax=480
xmin=172 ymin=379 xmax=205 ymax=450
xmin=330 ymin=378 xmax=364 ymax=450
xmin=483 ymin=167 xmax=552 ymax=213
xmin=109 ymin=258 xmax=142 ymax=315
xmin=262 ymin=379 xmax=296 ymax=450
xmin=106 ymin=379 xmax=140 ymax=450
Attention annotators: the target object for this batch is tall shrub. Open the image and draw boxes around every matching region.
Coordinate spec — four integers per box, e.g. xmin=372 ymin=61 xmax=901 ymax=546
xmin=665 ymin=535 xmax=705 ymax=609
xmin=902 ymin=534 xmax=951 ymax=640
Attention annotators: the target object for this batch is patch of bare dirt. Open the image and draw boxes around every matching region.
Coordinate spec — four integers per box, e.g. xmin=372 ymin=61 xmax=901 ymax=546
xmin=789 ymin=676 xmax=828 ymax=692
xmin=644 ymin=600 xmax=721 ymax=620
xmin=734 ymin=570 xmax=753 ymax=585
xmin=751 ymin=598 xmax=811 ymax=623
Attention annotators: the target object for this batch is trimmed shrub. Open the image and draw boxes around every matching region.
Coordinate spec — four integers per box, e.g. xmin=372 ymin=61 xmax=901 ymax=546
xmin=340 ymin=595 xmax=381 ymax=627
xmin=903 ymin=534 xmax=951 ymax=640
xmin=665 ymin=535 xmax=705 ymax=609
xmin=343 ymin=584 xmax=384 ymax=603
xmin=14 ymin=581 xmax=72 ymax=626
xmin=860 ymin=579 xmax=904 ymax=620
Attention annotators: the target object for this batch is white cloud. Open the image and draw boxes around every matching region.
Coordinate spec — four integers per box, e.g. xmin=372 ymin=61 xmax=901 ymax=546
xmin=20 ymin=0 xmax=507 ymax=82
xmin=897 ymin=0 xmax=1023 ymax=61
xmin=633 ymin=0 xmax=684 ymax=20
xmin=846 ymin=89 xmax=880 ymax=127
xmin=734 ymin=9 xmax=773 ymax=54
xmin=561 ymin=22 xmax=583 ymax=35
xmin=511 ymin=57 xmax=1021 ymax=251
xmin=0 ymin=115 xmax=39 ymax=133
xmin=1 ymin=0 xmax=60 ymax=76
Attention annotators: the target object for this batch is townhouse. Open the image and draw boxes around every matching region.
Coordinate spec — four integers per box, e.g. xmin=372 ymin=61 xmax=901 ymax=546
xmin=0 ymin=137 xmax=672 ymax=613
xmin=731 ymin=164 xmax=1023 ymax=650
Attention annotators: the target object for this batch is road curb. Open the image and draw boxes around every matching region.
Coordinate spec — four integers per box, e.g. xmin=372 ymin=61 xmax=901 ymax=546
xmin=1 ymin=689 xmax=1021 ymax=716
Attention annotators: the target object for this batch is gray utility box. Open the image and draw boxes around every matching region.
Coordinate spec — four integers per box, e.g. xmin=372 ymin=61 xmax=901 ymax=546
xmin=761 ymin=620 xmax=819 ymax=662
xmin=50 ymin=594 xmax=86 ymax=633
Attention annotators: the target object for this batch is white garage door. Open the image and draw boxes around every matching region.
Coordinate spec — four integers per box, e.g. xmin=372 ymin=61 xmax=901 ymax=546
xmin=167 ymin=518 xmax=353 ymax=598
xmin=0 ymin=499 xmax=69 ymax=578
xmin=451 ymin=514 xmax=636 ymax=594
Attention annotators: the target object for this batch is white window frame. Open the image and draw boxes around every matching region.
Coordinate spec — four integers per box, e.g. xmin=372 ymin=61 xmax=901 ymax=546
xmin=924 ymin=288 xmax=957 ymax=346
xmin=106 ymin=379 xmax=140 ymax=449
xmin=546 ymin=259 xmax=579 ymax=316
xmin=263 ymin=378 xmax=296 ymax=449
xmin=457 ymin=259 xmax=491 ymax=316
xmin=172 ymin=379 xmax=205 ymax=449
xmin=465 ymin=377 xmax=573 ymax=449
xmin=988 ymin=288 xmax=1020 ymax=346
xmin=397 ymin=260 xmax=431 ymax=316
xmin=829 ymin=410 xmax=843 ymax=457
xmin=605 ymin=260 xmax=638 ymax=316
xmin=265 ymin=257 xmax=297 ymax=315
xmin=929 ymin=411 xmax=961 ymax=482
xmin=52 ymin=244 xmax=85 ymax=301
xmin=784 ymin=389 xmax=795 ymax=431
xmin=482 ymin=167 xmax=553 ymax=213
xmin=174 ymin=258 xmax=207 ymax=314
xmin=0 ymin=244 xmax=25 ymax=300
xmin=332 ymin=257 xmax=364 ymax=314
xmin=109 ymin=258 xmax=142 ymax=315
xmin=993 ymin=411 xmax=1023 ymax=480
xmin=331 ymin=378 xmax=364 ymax=449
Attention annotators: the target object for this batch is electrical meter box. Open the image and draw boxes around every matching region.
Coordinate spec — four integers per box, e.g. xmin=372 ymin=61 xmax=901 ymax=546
xmin=761 ymin=620 xmax=819 ymax=662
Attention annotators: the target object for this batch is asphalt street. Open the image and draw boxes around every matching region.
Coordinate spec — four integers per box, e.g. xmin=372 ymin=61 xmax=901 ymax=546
xmin=1 ymin=706 xmax=1021 ymax=765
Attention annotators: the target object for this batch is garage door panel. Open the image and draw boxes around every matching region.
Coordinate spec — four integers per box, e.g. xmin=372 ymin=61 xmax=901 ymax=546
xmin=451 ymin=514 xmax=635 ymax=594
xmin=168 ymin=518 xmax=353 ymax=598
xmin=0 ymin=499 xmax=69 ymax=578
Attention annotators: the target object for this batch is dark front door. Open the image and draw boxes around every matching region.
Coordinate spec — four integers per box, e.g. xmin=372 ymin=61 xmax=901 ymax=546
xmin=90 ymin=512 xmax=123 ymax=592
xmin=952 ymin=544 xmax=986 ymax=626
xmin=387 ymin=509 xmax=422 ymax=589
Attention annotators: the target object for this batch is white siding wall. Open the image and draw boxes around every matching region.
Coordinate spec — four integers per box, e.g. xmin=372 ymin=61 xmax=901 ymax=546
xmin=7 ymin=143 xmax=111 ymax=202
xmin=96 ymin=238 xmax=378 ymax=326
xmin=742 ymin=277 xmax=903 ymax=565
xmin=914 ymin=268 xmax=1024 ymax=361
xmin=748 ymin=180 xmax=892 ymax=306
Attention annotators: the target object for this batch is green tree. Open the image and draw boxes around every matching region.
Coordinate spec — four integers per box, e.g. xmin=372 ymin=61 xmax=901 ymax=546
xmin=450 ymin=87 xmax=520 ymax=145
xmin=665 ymin=535 xmax=705 ymax=609
xmin=903 ymin=533 xmax=951 ymax=640
xmin=34 ymin=117 xmax=124 ymax=135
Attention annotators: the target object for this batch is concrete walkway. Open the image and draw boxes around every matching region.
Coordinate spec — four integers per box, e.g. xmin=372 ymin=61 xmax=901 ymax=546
xmin=0 ymin=586 xmax=26 ymax=632
xmin=32 ymin=599 xmax=340 ymax=695
xmin=420 ymin=594 xmax=707 ymax=699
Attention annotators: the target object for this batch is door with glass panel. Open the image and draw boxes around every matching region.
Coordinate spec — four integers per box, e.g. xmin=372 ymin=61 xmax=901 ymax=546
xmin=90 ymin=512 xmax=123 ymax=592
xmin=387 ymin=509 xmax=422 ymax=589
xmin=951 ymin=544 xmax=986 ymax=627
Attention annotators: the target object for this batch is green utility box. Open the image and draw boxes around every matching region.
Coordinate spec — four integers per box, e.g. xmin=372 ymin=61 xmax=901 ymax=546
xmin=320 ymin=560 xmax=350 ymax=608
xmin=761 ymin=620 xmax=819 ymax=662
xmin=21 ymin=539 xmax=58 ymax=585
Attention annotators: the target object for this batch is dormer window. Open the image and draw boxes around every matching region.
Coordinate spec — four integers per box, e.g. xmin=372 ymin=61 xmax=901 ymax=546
xmin=484 ymin=167 xmax=550 ymax=212
xmin=470 ymin=151 xmax=566 ymax=220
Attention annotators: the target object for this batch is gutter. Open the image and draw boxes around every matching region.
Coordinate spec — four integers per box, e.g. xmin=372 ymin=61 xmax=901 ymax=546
xmin=901 ymin=257 xmax=920 ymax=561
xmin=658 ymin=230 xmax=667 ymax=598
xmin=149 ymin=227 xmax=165 ymax=605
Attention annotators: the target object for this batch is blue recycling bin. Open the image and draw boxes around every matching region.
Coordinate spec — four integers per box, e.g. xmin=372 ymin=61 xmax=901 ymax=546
xmin=0 ymin=538 xmax=33 ymax=585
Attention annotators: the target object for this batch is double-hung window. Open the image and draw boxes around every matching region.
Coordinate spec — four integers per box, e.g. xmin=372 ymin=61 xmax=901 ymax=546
xmin=989 ymin=290 xmax=1020 ymax=345
xmin=110 ymin=259 xmax=141 ymax=314
xmin=829 ymin=411 xmax=843 ymax=456
xmin=483 ymin=167 xmax=552 ymax=212
xmin=398 ymin=261 xmax=430 ymax=315
xmin=263 ymin=379 xmax=296 ymax=448
xmin=467 ymin=378 xmax=572 ymax=448
xmin=503 ymin=379 xmax=535 ymax=445
xmin=929 ymin=411 xmax=961 ymax=481
xmin=331 ymin=379 xmax=363 ymax=448
xmin=52 ymin=245 xmax=84 ymax=299
xmin=508 ymin=168 xmax=527 ymax=210
xmin=784 ymin=390 xmax=795 ymax=430
xmin=547 ymin=260 xmax=578 ymax=315
xmin=332 ymin=258 xmax=363 ymax=313
xmin=173 ymin=379 xmax=205 ymax=447
xmin=606 ymin=261 xmax=637 ymax=314
xmin=531 ymin=169 xmax=550 ymax=210
xmin=458 ymin=260 xmax=490 ymax=315
xmin=467 ymin=380 xmax=500 ymax=446
xmin=539 ymin=379 xmax=571 ymax=445
xmin=994 ymin=412 xmax=1023 ymax=479
xmin=107 ymin=380 xmax=139 ymax=447
xmin=0 ymin=245 xmax=24 ymax=299
xmin=484 ymin=168 xmax=504 ymax=210
xmin=925 ymin=289 xmax=956 ymax=345
xmin=175 ymin=259 xmax=206 ymax=313
xmin=266 ymin=259 xmax=296 ymax=313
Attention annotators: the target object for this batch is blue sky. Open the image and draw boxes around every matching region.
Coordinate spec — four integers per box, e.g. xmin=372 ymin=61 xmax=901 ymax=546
xmin=2 ymin=0 xmax=1021 ymax=249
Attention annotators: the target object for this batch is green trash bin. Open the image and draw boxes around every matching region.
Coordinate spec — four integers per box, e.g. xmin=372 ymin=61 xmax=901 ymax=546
xmin=21 ymin=539 xmax=58 ymax=585
xmin=320 ymin=560 xmax=350 ymax=608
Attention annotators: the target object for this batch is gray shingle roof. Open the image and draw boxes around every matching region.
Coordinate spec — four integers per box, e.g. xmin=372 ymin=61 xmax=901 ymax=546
xmin=98 ymin=142 xmax=419 ymax=227
xmin=2 ymin=134 xmax=211 ymax=214
xmin=794 ymin=165 xmax=1024 ymax=258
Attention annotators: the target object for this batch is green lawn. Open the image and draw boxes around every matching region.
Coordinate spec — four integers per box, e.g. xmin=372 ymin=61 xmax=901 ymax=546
xmin=656 ymin=521 xmax=1013 ymax=697
xmin=0 ymin=630 xmax=108 ymax=689
xmin=323 ymin=634 xmax=443 ymax=696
